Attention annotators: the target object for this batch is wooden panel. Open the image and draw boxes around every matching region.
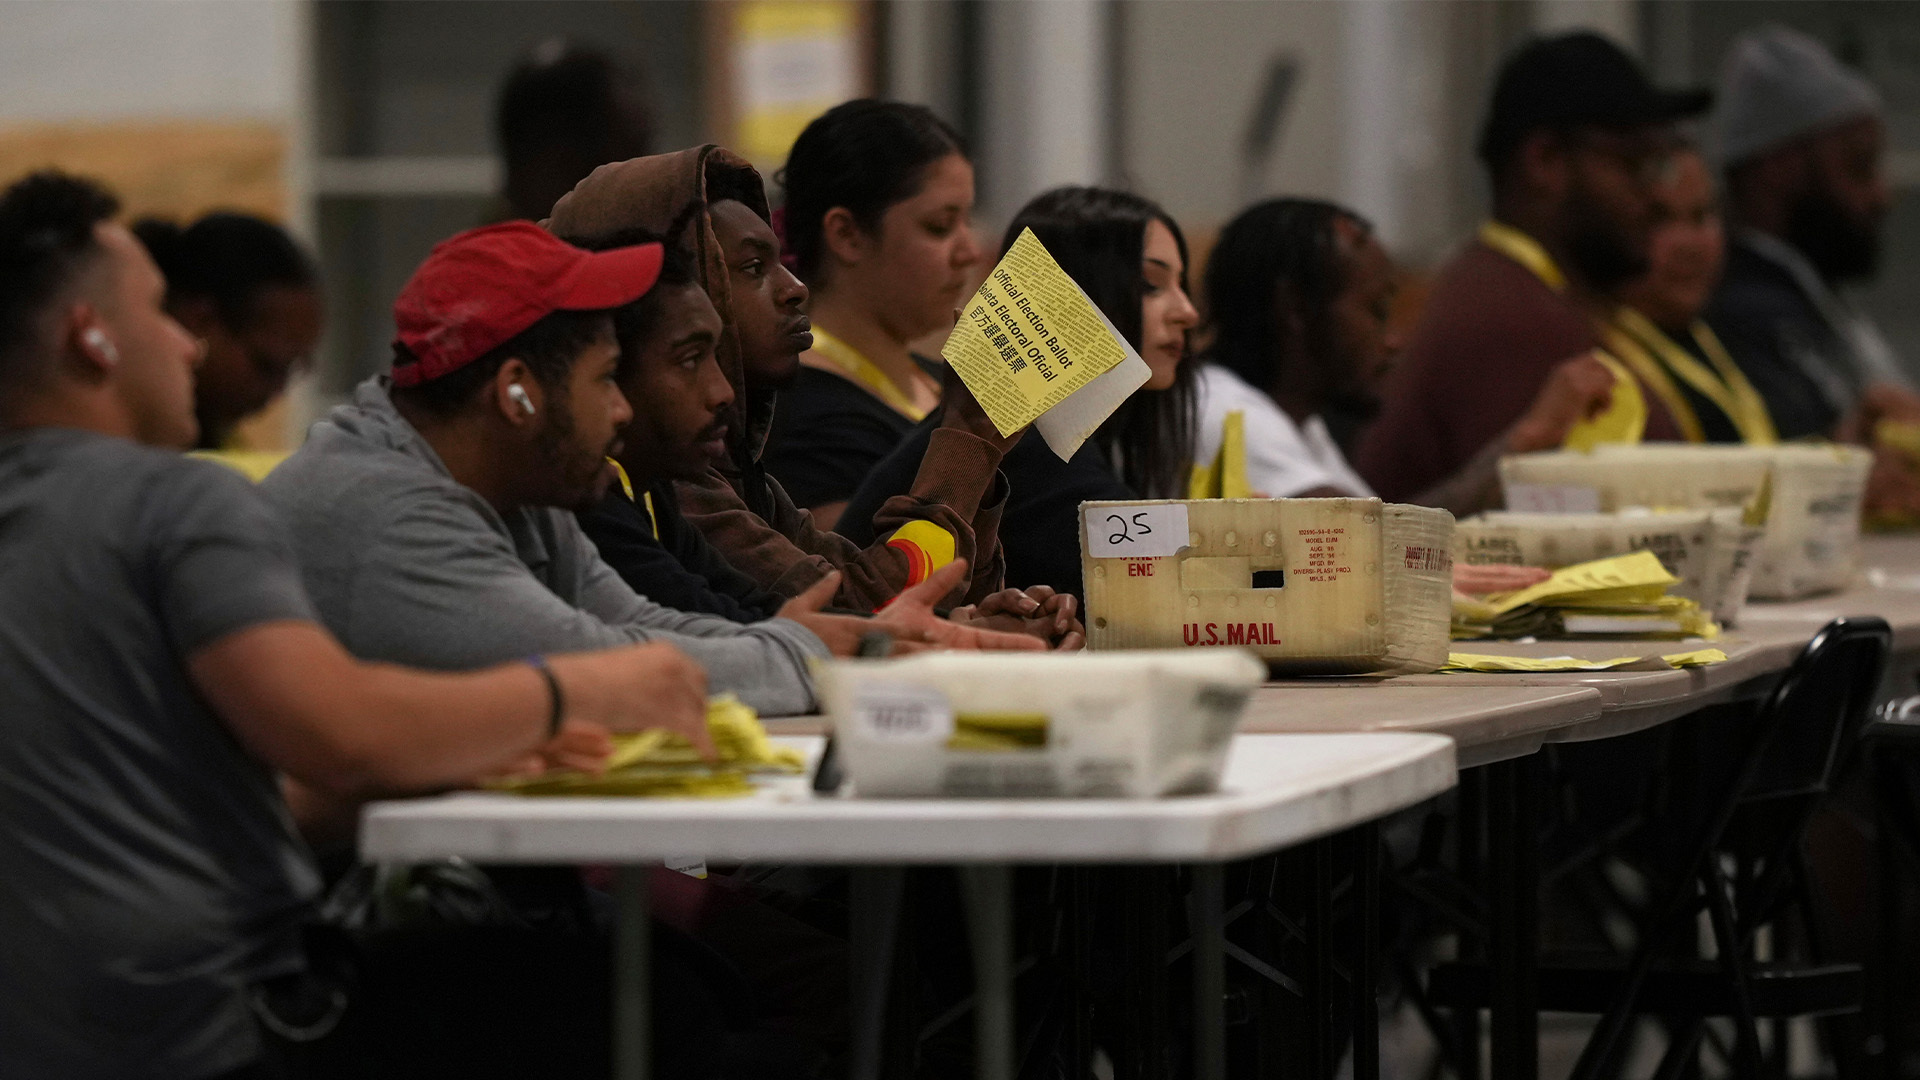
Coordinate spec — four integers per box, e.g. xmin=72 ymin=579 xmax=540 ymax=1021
xmin=0 ymin=121 xmax=294 ymax=450
xmin=0 ymin=121 xmax=285 ymax=221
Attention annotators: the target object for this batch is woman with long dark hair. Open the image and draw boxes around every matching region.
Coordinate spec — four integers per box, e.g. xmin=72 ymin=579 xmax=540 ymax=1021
xmin=838 ymin=186 xmax=1201 ymax=599
xmin=1198 ymin=197 xmax=1618 ymax=512
xmin=765 ymin=99 xmax=983 ymax=528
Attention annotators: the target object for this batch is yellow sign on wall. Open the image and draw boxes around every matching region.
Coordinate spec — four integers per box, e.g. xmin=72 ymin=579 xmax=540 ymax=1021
xmin=731 ymin=1 xmax=863 ymax=167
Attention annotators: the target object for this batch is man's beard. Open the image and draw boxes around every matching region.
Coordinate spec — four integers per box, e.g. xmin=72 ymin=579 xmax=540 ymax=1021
xmin=1563 ymin=183 xmax=1648 ymax=292
xmin=532 ymin=396 xmax=609 ymax=511
xmin=1785 ymin=185 xmax=1880 ymax=284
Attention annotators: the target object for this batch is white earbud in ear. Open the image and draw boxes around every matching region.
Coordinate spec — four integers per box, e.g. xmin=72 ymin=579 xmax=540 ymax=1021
xmin=84 ymin=327 xmax=119 ymax=366
xmin=506 ymin=383 xmax=537 ymax=416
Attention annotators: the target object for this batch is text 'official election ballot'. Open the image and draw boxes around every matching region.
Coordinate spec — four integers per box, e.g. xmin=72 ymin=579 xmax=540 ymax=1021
xmin=941 ymin=227 xmax=1153 ymax=460
xmin=1079 ymin=497 xmax=1457 ymax=675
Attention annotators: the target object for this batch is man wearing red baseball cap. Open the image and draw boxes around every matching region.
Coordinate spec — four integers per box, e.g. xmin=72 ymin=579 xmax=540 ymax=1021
xmin=262 ymin=221 xmax=832 ymax=723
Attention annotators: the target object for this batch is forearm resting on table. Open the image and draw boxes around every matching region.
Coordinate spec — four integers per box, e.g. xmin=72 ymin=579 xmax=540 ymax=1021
xmin=1412 ymin=431 xmax=1512 ymax=518
xmin=191 ymin=620 xmax=555 ymax=802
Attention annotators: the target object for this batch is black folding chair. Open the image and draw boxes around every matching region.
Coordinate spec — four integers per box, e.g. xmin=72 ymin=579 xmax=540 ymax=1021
xmin=1860 ymin=692 xmax=1920 ymax=1080
xmin=1430 ymin=616 xmax=1891 ymax=1080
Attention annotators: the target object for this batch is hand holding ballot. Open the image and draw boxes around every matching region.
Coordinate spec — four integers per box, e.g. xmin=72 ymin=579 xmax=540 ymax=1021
xmin=937 ymin=363 xmax=1027 ymax=454
xmin=941 ymin=228 xmax=1154 ymax=460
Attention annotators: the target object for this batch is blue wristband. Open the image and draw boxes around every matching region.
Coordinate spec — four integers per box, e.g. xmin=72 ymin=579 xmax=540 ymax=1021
xmin=526 ymin=655 xmax=564 ymax=738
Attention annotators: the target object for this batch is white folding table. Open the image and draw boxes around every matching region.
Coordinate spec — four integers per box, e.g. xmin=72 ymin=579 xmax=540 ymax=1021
xmin=361 ymin=732 xmax=1457 ymax=1080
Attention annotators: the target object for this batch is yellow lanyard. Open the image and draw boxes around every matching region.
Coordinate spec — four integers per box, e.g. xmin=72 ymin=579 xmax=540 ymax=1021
xmin=1478 ymin=221 xmax=1775 ymax=446
xmin=1478 ymin=221 xmax=1567 ymax=292
xmin=1607 ymin=309 xmax=1778 ymax=446
xmin=806 ymin=327 xmax=932 ymax=422
xmin=607 ymin=458 xmax=659 ymax=539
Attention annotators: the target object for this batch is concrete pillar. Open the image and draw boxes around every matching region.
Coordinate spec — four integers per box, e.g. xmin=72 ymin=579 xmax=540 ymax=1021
xmin=1338 ymin=0 xmax=1451 ymax=259
xmin=975 ymin=0 xmax=1114 ymax=225
xmin=884 ymin=0 xmax=963 ymax=125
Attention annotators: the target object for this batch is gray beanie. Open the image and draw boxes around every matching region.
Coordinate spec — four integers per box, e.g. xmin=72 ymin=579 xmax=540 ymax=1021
xmin=1717 ymin=24 xmax=1881 ymax=167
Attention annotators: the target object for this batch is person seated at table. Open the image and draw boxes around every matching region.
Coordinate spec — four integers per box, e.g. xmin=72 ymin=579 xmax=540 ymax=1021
xmin=557 ymin=221 xmax=1054 ymax=653
xmin=1196 ymin=197 xmax=1620 ymax=513
xmin=548 ymin=146 xmax=1079 ymax=643
xmin=261 ymin=222 xmax=835 ymax=718
xmin=1354 ymin=32 xmax=1713 ymax=500
xmin=838 ymin=186 xmax=1197 ymax=601
xmin=0 ymin=169 xmax=726 ymax=1080
xmin=761 ymin=100 xmax=986 ymax=529
xmin=132 ymin=210 xmax=322 ymax=451
xmin=1606 ymin=146 xmax=1777 ymax=444
xmin=265 ymin=222 xmax=1027 ymax=722
xmin=1706 ymin=25 xmax=1920 ymax=519
xmin=1707 ymin=25 xmax=1915 ymax=441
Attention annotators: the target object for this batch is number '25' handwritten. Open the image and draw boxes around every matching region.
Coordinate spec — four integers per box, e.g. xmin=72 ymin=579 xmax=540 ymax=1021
xmin=1105 ymin=513 xmax=1155 ymax=545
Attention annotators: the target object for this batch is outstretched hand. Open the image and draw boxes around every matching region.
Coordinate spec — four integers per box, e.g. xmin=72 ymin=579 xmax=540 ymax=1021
xmin=950 ymin=584 xmax=1086 ymax=649
xmin=778 ymin=562 xmax=1046 ymax=655
xmin=1507 ymin=352 xmax=1619 ymax=453
xmin=881 ymin=560 xmax=1048 ymax=650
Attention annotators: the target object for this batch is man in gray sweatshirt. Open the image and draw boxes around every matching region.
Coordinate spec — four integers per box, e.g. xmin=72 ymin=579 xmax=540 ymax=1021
xmin=262 ymin=222 xmax=829 ymax=716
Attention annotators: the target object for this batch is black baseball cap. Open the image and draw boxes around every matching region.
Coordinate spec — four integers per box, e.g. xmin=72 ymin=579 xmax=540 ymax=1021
xmin=1479 ymin=32 xmax=1712 ymax=168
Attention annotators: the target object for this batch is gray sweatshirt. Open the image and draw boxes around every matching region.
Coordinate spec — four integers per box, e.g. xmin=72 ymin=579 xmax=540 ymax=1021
xmin=260 ymin=378 xmax=825 ymax=716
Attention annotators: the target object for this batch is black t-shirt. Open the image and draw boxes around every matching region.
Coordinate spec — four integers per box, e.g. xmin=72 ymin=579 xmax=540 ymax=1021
xmin=1704 ymin=240 xmax=1849 ymax=440
xmin=577 ymin=478 xmax=783 ymax=623
xmin=761 ymin=360 xmax=938 ymax=510
xmin=1668 ymin=331 xmax=1745 ymax=445
xmin=840 ymin=419 xmax=1134 ymax=600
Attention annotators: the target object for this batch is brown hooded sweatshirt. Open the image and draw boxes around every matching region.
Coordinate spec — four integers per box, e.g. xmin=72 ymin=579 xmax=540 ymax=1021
xmin=546 ymin=146 xmax=1007 ymax=609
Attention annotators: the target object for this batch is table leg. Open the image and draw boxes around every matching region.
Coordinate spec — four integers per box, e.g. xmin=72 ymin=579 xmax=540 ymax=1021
xmin=961 ymin=864 xmax=1014 ymax=1080
xmin=1488 ymin=757 xmax=1540 ymax=1080
xmin=1454 ymin=770 xmax=1485 ymax=1080
xmin=850 ymin=866 xmax=907 ymax=1080
xmin=1311 ymin=838 xmax=1333 ymax=1077
xmin=1351 ymin=823 xmax=1381 ymax=1080
xmin=1193 ymin=862 xmax=1227 ymax=1080
xmin=614 ymin=866 xmax=652 ymax=1080
xmin=1066 ymin=868 xmax=1094 ymax=1077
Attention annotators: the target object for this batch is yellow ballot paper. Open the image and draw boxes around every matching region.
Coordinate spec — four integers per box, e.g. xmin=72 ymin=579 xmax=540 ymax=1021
xmin=1441 ymin=648 xmax=1727 ymax=673
xmin=1188 ymin=411 xmax=1252 ymax=499
xmin=487 ymin=695 xmax=804 ymax=797
xmin=1562 ymin=351 xmax=1646 ymax=452
xmin=942 ymin=228 xmax=1153 ymax=460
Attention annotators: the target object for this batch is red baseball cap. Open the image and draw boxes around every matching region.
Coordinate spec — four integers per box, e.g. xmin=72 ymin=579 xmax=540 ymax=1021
xmin=390 ymin=220 xmax=664 ymax=387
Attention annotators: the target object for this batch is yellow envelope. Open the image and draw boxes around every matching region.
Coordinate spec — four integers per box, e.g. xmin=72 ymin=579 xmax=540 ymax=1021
xmin=1441 ymin=648 xmax=1727 ymax=673
xmin=1481 ymin=550 xmax=1678 ymax=616
xmin=490 ymin=694 xmax=803 ymax=797
xmin=1562 ymin=351 xmax=1647 ymax=452
xmin=1188 ymin=410 xmax=1250 ymax=499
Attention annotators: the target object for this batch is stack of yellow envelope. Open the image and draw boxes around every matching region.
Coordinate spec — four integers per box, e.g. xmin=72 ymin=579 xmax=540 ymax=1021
xmin=488 ymin=694 xmax=805 ymax=797
xmin=1452 ymin=550 xmax=1719 ymax=641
